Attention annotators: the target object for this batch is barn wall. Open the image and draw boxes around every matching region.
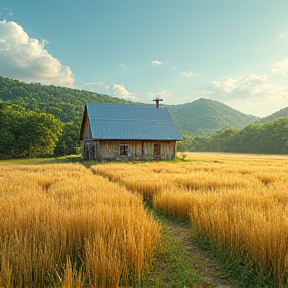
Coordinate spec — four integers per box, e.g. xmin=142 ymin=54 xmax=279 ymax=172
xmin=84 ymin=140 xmax=177 ymax=161
xmin=83 ymin=117 xmax=92 ymax=139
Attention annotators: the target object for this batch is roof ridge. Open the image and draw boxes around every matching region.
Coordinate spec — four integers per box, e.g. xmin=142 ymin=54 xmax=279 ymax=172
xmin=86 ymin=103 xmax=161 ymax=107
xmin=89 ymin=118 xmax=173 ymax=122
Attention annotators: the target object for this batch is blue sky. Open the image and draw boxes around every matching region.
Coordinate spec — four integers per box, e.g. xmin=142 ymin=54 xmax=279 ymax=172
xmin=1 ymin=0 xmax=288 ymax=117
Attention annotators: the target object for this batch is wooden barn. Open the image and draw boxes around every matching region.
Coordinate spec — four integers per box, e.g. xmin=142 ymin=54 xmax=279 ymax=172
xmin=79 ymin=102 xmax=181 ymax=161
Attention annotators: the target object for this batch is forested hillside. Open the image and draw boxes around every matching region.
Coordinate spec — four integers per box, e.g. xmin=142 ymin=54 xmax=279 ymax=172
xmin=260 ymin=106 xmax=288 ymax=124
xmin=168 ymin=98 xmax=259 ymax=135
xmin=0 ymin=77 xmax=131 ymax=123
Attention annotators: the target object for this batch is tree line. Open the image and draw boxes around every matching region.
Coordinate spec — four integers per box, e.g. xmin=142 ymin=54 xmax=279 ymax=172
xmin=177 ymin=117 xmax=288 ymax=155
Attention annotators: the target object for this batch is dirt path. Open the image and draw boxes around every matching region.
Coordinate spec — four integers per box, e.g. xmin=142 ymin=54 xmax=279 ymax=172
xmin=141 ymin=208 xmax=240 ymax=288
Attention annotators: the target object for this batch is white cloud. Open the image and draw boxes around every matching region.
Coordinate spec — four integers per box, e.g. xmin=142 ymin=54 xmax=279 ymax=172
xmin=110 ymin=84 xmax=137 ymax=101
xmin=279 ymin=33 xmax=285 ymax=39
xmin=151 ymin=60 xmax=162 ymax=65
xmin=211 ymin=74 xmax=274 ymax=100
xmin=271 ymin=58 xmax=288 ymax=75
xmin=148 ymin=90 xmax=173 ymax=101
xmin=208 ymin=72 xmax=288 ymax=117
xmin=84 ymin=81 xmax=110 ymax=90
xmin=84 ymin=82 xmax=137 ymax=101
xmin=180 ymin=71 xmax=193 ymax=77
xmin=120 ymin=63 xmax=125 ymax=67
xmin=0 ymin=20 xmax=74 ymax=87
xmin=211 ymin=60 xmax=288 ymax=102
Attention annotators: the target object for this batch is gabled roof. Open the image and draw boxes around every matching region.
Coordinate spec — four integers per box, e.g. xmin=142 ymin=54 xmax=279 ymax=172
xmin=80 ymin=103 xmax=182 ymax=141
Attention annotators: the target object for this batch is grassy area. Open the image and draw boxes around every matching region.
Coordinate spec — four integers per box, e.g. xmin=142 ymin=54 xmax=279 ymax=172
xmin=141 ymin=225 xmax=200 ymax=287
xmin=141 ymin=208 xmax=214 ymax=288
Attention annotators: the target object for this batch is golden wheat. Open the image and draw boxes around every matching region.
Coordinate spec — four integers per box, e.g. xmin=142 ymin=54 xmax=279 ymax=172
xmin=0 ymin=164 xmax=160 ymax=288
xmin=92 ymin=152 xmax=288 ymax=286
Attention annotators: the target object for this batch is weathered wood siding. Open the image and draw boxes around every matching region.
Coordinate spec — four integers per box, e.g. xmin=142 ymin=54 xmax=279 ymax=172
xmin=82 ymin=114 xmax=92 ymax=139
xmin=83 ymin=139 xmax=177 ymax=161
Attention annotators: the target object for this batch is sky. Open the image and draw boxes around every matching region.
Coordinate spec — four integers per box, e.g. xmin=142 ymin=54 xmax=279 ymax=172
xmin=0 ymin=0 xmax=288 ymax=117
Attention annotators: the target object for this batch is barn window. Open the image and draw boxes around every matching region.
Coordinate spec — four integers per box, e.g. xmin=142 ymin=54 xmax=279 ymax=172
xmin=120 ymin=145 xmax=128 ymax=156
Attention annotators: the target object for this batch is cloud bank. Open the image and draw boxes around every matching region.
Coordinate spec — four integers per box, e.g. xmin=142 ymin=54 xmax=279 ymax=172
xmin=210 ymin=71 xmax=288 ymax=103
xmin=84 ymin=82 xmax=137 ymax=101
xmin=0 ymin=20 xmax=74 ymax=87
xmin=211 ymin=74 xmax=272 ymax=100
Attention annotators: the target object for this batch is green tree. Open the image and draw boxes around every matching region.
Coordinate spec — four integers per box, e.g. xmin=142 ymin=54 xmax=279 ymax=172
xmin=54 ymin=121 xmax=81 ymax=156
xmin=0 ymin=101 xmax=62 ymax=158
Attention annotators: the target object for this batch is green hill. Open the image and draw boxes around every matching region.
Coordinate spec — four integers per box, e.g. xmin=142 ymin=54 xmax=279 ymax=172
xmin=168 ymin=98 xmax=260 ymax=135
xmin=259 ymin=107 xmax=288 ymax=124
xmin=0 ymin=76 xmax=132 ymax=124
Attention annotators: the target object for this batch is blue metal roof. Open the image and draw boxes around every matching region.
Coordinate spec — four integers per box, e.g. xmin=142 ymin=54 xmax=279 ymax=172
xmin=85 ymin=103 xmax=182 ymax=140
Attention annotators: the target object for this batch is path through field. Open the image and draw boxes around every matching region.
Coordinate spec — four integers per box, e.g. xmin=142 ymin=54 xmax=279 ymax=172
xmin=141 ymin=208 xmax=240 ymax=288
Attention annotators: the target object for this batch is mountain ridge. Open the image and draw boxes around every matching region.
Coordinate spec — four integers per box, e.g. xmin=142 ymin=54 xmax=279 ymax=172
xmin=259 ymin=106 xmax=288 ymax=123
xmin=168 ymin=98 xmax=260 ymax=135
xmin=1 ymin=76 xmax=287 ymax=136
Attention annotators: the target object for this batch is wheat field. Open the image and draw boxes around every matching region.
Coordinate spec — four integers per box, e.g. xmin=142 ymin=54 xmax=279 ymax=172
xmin=2 ymin=153 xmax=288 ymax=287
xmin=92 ymin=152 xmax=288 ymax=287
xmin=0 ymin=163 xmax=160 ymax=288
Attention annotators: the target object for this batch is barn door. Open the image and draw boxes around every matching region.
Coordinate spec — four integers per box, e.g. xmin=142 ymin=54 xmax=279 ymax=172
xmin=84 ymin=140 xmax=96 ymax=160
xmin=154 ymin=143 xmax=161 ymax=158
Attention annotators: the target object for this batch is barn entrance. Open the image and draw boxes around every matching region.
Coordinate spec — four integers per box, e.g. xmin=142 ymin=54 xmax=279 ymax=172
xmin=84 ymin=140 xmax=96 ymax=160
xmin=154 ymin=143 xmax=161 ymax=158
